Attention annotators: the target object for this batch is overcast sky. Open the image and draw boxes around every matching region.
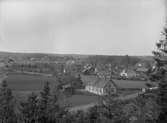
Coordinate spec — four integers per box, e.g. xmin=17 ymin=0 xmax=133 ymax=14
xmin=0 ymin=0 xmax=166 ymax=55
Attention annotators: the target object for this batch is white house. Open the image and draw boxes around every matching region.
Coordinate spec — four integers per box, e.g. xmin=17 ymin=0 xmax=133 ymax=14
xmin=81 ymin=75 xmax=116 ymax=95
xmin=120 ymin=69 xmax=128 ymax=78
xmin=120 ymin=69 xmax=137 ymax=78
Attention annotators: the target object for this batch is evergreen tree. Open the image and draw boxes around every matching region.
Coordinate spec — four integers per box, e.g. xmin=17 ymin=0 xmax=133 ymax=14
xmin=152 ymin=27 xmax=167 ymax=122
xmin=48 ymin=87 xmax=62 ymax=122
xmin=75 ymin=111 xmax=89 ymax=123
xmin=21 ymin=92 xmax=38 ymax=123
xmin=76 ymin=74 xmax=84 ymax=89
xmin=38 ymin=81 xmax=51 ymax=123
xmin=0 ymin=80 xmax=16 ymax=123
xmin=122 ymin=95 xmax=159 ymax=123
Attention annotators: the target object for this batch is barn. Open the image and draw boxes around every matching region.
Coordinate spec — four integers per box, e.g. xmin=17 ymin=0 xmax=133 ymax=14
xmin=81 ymin=75 xmax=116 ymax=95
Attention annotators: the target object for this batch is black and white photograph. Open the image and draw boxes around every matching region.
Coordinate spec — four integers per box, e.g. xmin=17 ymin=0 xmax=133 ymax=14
xmin=0 ymin=0 xmax=166 ymax=123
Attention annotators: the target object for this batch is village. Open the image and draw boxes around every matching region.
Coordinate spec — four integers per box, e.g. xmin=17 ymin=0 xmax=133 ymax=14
xmin=0 ymin=54 xmax=157 ymax=102
xmin=0 ymin=0 xmax=166 ymax=122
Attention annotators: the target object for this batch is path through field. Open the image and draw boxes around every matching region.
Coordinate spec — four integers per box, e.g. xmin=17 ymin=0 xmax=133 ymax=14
xmin=69 ymin=102 xmax=98 ymax=112
xmin=69 ymin=91 xmax=145 ymax=112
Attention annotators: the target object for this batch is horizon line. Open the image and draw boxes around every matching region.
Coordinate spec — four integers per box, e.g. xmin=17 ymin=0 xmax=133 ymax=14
xmin=0 ymin=50 xmax=154 ymax=57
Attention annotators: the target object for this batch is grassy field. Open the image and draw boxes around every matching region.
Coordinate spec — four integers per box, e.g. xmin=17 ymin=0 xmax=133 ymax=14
xmin=66 ymin=94 xmax=99 ymax=107
xmin=6 ymin=73 xmax=58 ymax=91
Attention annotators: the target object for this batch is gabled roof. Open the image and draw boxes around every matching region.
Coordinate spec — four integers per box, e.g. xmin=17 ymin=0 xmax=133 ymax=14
xmin=81 ymin=75 xmax=114 ymax=88
xmin=81 ymin=75 xmax=98 ymax=85
xmin=94 ymin=78 xmax=110 ymax=88
xmin=113 ymin=79 xmax=147 ymax=89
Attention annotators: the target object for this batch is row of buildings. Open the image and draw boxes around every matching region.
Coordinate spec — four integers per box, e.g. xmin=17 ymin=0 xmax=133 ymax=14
xmin=83 ymin=62 xmax=150 ymax=80
xmin=79 ymin=62 xmax=153 ymax=96
xmin=80 ymin=74 xmax=147 ymax=96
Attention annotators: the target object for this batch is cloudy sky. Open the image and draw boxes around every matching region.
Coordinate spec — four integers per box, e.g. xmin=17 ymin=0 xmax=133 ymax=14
xmin=0 ymin=0 xmax=166 ymax=55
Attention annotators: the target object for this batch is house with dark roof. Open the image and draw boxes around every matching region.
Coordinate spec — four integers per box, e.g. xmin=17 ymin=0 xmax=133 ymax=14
xmin=120 ymin=69 xmax=137 ymax=79
xmin=135 ymin=62 xmax=149 ymax=73
xmin=135 ymin=64 xmax=149 ymax=80
xmin=81 ymin=75 xmax=116 ymax=95
xmin=82 ymin=64 xmax=96 ymax=75
xmin=113 ymin=79 xmax=147 ymax=90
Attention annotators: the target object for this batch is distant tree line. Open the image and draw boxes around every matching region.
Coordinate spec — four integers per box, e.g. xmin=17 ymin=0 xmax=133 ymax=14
xmin=85 ymin=55 xmax=142 ymax=68
xmin=9 ymin=63 xmax=61 ymax=74
xmin=8 ymin=62 xmax=83 ymax=77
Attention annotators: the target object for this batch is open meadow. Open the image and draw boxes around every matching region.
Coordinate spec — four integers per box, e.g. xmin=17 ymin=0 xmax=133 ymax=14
xmin=6 ymin=73 xmax=58 ymax=91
